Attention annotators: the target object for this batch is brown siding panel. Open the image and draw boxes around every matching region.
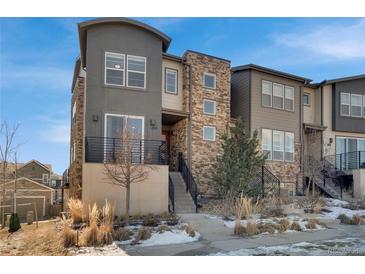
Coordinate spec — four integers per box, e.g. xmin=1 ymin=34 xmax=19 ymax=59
xmin=231 ymin=70 xmax=251 ymax=130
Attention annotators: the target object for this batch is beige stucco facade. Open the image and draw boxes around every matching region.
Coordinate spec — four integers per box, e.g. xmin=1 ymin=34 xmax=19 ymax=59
xmin=82 ymin=163 xmax=169 ymax=216
xmin=162 ymin=58 xmax=184 ymax=112
xmin=352 ymin=169 xmax=365 ymax=199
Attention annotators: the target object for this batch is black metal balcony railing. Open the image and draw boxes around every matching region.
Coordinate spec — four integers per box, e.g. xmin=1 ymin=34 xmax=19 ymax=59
xmin=325 ymin=151 xmax=365 ymax=171
xmin=85 ymin=137 xmax=168 ymax=165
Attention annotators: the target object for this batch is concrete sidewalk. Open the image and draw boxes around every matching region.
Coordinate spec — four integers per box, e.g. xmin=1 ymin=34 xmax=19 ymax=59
xmin=121 ymin=213 xmax=365 ymax=256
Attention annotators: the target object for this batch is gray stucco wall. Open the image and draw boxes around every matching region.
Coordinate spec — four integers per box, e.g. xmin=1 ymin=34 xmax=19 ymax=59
xmin=85 ymin=23 xmax=163 ymax=140
xmin=332 ymin=79 xmax=365 ymax=133
xmin=250 ymin=70 xmax=303 ymax=142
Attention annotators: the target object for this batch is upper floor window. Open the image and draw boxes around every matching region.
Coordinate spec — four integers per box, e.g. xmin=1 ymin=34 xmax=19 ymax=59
xmin=72 ymin=101 xmax=77 ymax=119
xmin=42 ymin=173 xmax=49 ymax=185
xmin=351 ymin=94 xmax=362 ymax=117
xmin=303 ymin=93 xmax=310 ymax=106
xmin=203 ymin=73 xmax=216 ymax=89
xmin=127 ymin=55 xmax=146 ymax=89
xmin=262 ymin=80 xmax=294 ymax=111
xmin=340 ymin=93 xmax=350 ymax=116
xmin=203 ymin=99 xmax=216 ymax=115
xmin=262 ymin=80 xmax=272 ymax=107
xmin=203 ymin=126 xmax=216 ymax=141
xmin=285 ymin=86 xmax=294 ymax=111
xmin=273 ymin=83 xmax=284 ymax=109
xmin=363 ymin=96 xmax=365 ymax=117
xmin=105 ymin=52 xmax=125 ymax=86
xmin=262 ymin=129 xmax=294 ymax=162
xmin=165 ymin=68 xmax=178 ymax=94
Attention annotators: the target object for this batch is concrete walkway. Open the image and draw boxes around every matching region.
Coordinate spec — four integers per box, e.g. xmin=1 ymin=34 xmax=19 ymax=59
xmin=121 ymin=213 xmax=365 ymax=256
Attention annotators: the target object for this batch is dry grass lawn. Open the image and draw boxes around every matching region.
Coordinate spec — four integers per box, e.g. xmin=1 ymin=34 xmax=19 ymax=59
xmin=0 ymin=220 xmax=72 ymax=256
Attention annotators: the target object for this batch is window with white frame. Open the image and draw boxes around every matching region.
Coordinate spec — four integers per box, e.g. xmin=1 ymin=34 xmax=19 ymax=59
xmin=303 ymin=93 xmax=310 ymax=106
xmin=340 ymin=92 xmax=350 ymax=116
xmin=72 ymin=101 xmax=77 ymax=119
xmin=285 ymin=132 xmax=294 ymax=161
xmin=262 ymin=129 xmax=272 ymax=160
xmin=165 ymin=68 xmax=178 ymax=94
xmin=127 ymin=55 xmax=146 ymax=88
xmin=351 ymin=94 xmax=362 ymax=117
xmin=273 ymin=130 xmax=284 ymax=161
xmin=203 ymin=99 xmax=216 ymax=115
xmin=363 ymin=96 xmax=365 ymax=117
xmin=284 ymin=86 xmax=294 ymax=111
xmin=273 ymin=83 xmax=284 ymax=109
xmin=203 ymin=73 xmax=216 ymax=89
xmin=105 ymin=52 xmax=125 ymax=86
xmin=262 ymin=129 xmax=294 ymax=162
xmin=42 ymin=173 xmax=49 ymax=185
xmin=203 ymin=126 xmax=216 ymax=141
xmin=262 ymin=80 xmax=272 ymax=107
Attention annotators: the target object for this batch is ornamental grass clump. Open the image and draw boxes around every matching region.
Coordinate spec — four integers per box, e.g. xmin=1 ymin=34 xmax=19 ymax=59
xmin=290 ymin=221 xmax=302 ymax=231
xmin=68 ymin=198 xmax=84 ymax=224
xmin=245 ymin=222 xmax=258 ymax=236
xmin=132 ymin=227 xmax=151 ymax=244
xmin=306 ymin=218 xmax=320 ymax=229
xmin=112 ymin=227 xmax=132 ymax=241
xmin=60 ymin=217 xmax=77 ymax=248
xmin=184 ymin=224 xmax=196 ymax=238
xmin=277 ymin=218 xmax=289 ymax=232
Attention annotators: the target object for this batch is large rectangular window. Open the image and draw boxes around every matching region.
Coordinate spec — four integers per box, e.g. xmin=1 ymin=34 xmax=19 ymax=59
xmin=203 ymin=126 xmax=216 ymax=141
xmin=262 ymin=129 xmax=272 ymax=160
xmin=127 ymin=55 xmax=146 ymax=89
xmin=105 ymin=52 xmax=125 ymax=86
xmin=285 ymin=86 xmax=294 ymax=111
xmin=285 ymin=132 xmax=294 ymax=162
xmin=351 ymin=94 xmax=362 ymax=117
xmin=363 ymin=96 xmax=365 ymax=117
xmin=273 ymin=83 xmax=284 ymax=109
xmin=262 ymin=80 xmax=272 ymax=107
xmin=262 ymin=129 xmax=294 ymax=162
xmin=203 ymin=73 xmax=216 ymax=89
xmin=340 ymin=92 xmax=350 ymax=116
xmin=203 ymin=99 xmax=216 ymax=115
xmin=303 ymin=93 xmax=310 ymax=106
xmin=165 ymin=68 xmax=178 ymax=94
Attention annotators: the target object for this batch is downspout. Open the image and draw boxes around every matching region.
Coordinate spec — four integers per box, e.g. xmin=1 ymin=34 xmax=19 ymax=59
xmin=320 ymin=85 xmax=324 ymax=159
xmin=300 ymin=83 xmax=305 ymax=194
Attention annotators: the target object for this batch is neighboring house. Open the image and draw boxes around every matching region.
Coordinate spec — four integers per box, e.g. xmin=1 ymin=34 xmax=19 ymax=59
xmin=68 ymin=17 xmax=365 ymax=214
xmin=231 ymin=65 xmax=311 ymax=195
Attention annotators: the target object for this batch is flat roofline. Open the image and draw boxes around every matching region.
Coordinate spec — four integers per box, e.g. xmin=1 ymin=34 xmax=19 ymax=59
xmin=163 ymin=52 xmax=182 ymax=62
xmin=321 ymin=74 xmax=365 ymax=85
xmin=184 ymin=50 xmax=231 ymax=63
xmin=232 ymin=64 xmax=312 ymax=83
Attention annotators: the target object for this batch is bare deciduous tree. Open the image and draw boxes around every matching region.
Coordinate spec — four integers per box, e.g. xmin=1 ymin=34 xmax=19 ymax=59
xmin=303 ymin=130 xmax=323 ymax=196
xmin=103 ymin=126 xmax=154 ymax=226
xmin=0 ymin=121 xmax=20 ymax=228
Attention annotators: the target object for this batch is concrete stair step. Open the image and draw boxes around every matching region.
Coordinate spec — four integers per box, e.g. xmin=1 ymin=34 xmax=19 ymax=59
xmin=170 ymin=172 xmax=196 ymax=214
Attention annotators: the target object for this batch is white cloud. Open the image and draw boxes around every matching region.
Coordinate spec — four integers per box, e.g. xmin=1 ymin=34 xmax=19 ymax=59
xmin=38 ymin=119 xmax=70 ymax=144
xmin=272 ymin=19 xmax=365 ymax=60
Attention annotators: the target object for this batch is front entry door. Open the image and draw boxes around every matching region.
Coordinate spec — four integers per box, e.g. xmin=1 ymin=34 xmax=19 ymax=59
xmin=161 ymin=131 xmax=170 ymax=165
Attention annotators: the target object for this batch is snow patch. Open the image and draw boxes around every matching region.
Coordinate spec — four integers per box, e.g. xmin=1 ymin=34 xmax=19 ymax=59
xmin=72 ymin=243 xmax=128 ymax=256
xmin=139 ymin=230 xmax=200 ymax=247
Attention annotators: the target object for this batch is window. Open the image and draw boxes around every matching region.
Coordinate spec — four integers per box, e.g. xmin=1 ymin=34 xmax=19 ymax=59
xmin=42 ymin=174 xmax=49 ymax=185
xmin=285 ymin=132 xmax=294 ymax=162
xmin=262 ymin=129 xmax=294 ymax=162
xmin=72 ymin=101 xmax=77 ymax=119
xmin=262 ymin=129 xmax=272 ymax=160
xmin=203 ymin=73 xmax=216 ymax=89
xmin=105 ymin=52 xmax=125 ymax=86
xmin=273 ymin=130 xmax=284 ymax=161
xmin=363 ymin=96 xmax=365 ymax=117
xmin=203 ymin=100 xmax=216 ymax=115
xmin=51 ymin=179 xmax=56 ymax=187
xmin=127 ymin=55 xmax=146 ymax=89
xmin=351 ymin=94 xmax=362 ymax=117
xmin=203 ymin=126 xmax=216 ymax=141
xmin=303 ymin=93 xmax=310 ymax=106
xmin=262 ymin=80 xmax=272 ymax=107
xmin=284 ymin=86 xmax=294 ymax=111
xmin=165 ymin=68 xmax=178 ymax=94
xmin=273 ymin=83 xmax=284 ymax=109
xmin=340 ymin=93 xmax=350 ymax=116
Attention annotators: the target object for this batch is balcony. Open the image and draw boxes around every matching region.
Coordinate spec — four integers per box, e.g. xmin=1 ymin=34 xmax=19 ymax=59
xmin=85 ymin=137 xmax=168 ymax=165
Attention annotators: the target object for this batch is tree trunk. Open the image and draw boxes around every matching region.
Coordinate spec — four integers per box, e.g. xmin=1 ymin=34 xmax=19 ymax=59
xmin=125 ymin=183 xmax=130 ymax=227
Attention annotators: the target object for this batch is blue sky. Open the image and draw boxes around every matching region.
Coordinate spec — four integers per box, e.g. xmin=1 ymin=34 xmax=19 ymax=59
xmin=1 ymin=17 xmax=364 ymax=174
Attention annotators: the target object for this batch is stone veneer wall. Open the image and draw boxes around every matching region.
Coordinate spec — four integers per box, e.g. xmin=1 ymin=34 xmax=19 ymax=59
xmin=183 ymin=52 xmax=231 ymax=197
xmin=69 ymin=77 xmax=84 ymax=199
xmin=170 ymin=118 xmax=188 ymax=171
xmin=265 ymin=143 xmax=303 ymax=194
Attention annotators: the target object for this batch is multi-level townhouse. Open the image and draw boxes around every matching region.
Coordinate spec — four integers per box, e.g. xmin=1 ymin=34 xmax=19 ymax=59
xmin=69 ymin=18 xmax=230 ymax=214
xmin=304 ymin=74 xmax=365 ymax=199
xmin=68 ymin=17 xmax=365 ymax=215
xmin=231 ymin=65 xmax=311 ymax=195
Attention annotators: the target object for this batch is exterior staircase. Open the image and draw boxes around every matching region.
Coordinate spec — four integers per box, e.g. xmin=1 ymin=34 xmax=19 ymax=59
xmin=169 ymin=172 xmax=196 ymax=213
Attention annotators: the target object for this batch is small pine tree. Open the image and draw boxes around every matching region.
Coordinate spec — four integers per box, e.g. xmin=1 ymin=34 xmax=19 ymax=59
xmin=211 ymin=118 xmax=266 ymax=198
